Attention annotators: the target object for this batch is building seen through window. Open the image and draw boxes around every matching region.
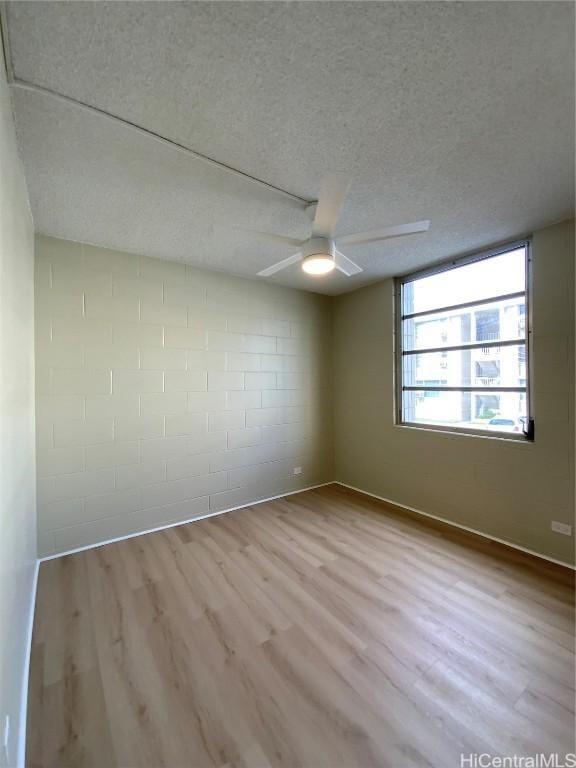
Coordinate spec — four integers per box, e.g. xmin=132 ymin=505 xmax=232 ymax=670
xmin=397 ymin=245 xmax=530 ymax=437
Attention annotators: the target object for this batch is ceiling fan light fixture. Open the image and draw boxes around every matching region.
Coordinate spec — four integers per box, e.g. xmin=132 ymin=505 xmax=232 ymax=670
xmin=302 ymin=254 xmax=335 ymax=275
xmin=254 ymin=174 xmax=430 ymax=280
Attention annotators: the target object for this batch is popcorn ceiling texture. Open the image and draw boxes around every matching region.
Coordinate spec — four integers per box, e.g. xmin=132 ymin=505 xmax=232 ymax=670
xmin=35 ymin=236 xmax=333 ymax=556
xmin=7 ymin=1 xmax=575 ymax=294
xmin=11 ymin=2 xmax=576 ymax=564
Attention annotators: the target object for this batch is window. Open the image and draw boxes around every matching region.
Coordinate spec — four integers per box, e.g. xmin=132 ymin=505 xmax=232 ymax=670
xmin=475 ymin=360 xmax=500 ymax=381
xmin=395 ymin=242 xmax=532 ymax=439
xmin=475 ymin=309 xmax=499 ymax=342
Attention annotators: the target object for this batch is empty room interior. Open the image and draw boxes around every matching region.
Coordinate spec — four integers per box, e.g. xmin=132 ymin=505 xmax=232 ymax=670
xmin=1 ymin=2 xmax=575 ymax=767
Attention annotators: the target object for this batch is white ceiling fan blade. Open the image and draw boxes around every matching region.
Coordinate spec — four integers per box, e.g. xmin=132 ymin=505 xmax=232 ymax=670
xmin=334 ymin=250 xmax=363 ymax=276
xmin=337 ymin=219 xmax=431 ymax=247
xmin=245 ymin=230 xmax=303 ymax=247
xmin=312 ymin=173 xmax=350 ymax=238
xmin=257 ymin=252 xmax=302 ymax=277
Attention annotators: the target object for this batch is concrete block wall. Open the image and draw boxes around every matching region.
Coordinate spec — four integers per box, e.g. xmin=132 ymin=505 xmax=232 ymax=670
xmin=35 ymin=221 xmax=575 ymax=566
xmin=35 ymin=236 xmax=333 ymax=555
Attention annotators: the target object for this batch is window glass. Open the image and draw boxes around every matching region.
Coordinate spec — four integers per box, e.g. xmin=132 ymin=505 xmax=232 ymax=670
xmin=397 ymin=244 xmax=530 ymax=437
xmin=402 ymin=390 xmax=527 ymax=433
xmin=402 ymin=345 xmax=526 ymax=389
xmin=402 ymin=247 xmax=526 ymax=315
xmin=402 ymin=297 xmax=526 ymax=351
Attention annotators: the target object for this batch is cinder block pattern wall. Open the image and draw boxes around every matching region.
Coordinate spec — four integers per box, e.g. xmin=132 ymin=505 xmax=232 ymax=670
xmin=35 ymin=235 xmax=333 ymax=555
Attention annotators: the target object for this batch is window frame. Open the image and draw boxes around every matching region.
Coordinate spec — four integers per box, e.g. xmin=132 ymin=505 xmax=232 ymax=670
xmin=394 ymin=238 xmax=533 ymax=441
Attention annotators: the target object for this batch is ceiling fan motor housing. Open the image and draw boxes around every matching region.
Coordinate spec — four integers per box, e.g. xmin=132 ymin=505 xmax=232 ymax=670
xmin=302 ymin=237 xmax=334 ymax=260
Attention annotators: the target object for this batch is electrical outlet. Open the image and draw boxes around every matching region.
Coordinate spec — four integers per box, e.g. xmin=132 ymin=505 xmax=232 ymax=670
xmin=551 ymin=521 xmax=572 ymax=536
xmin=293 ymin=466 xmax=302 ymax=475
xmin=2 ymin=715 xmax=10 ymax=766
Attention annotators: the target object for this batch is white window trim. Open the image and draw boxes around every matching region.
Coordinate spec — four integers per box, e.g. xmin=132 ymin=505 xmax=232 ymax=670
xmin=394 ymin=238 xmax=534 ymax=441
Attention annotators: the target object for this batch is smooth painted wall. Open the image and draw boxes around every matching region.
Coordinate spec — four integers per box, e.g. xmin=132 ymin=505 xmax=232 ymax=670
xmin=0 ymin=64 xmax=36 ymax=766
xmin=35 ymin=236 xmax=333 ymax=555
xmin=334 ymin=219 xmax=575 ymax=565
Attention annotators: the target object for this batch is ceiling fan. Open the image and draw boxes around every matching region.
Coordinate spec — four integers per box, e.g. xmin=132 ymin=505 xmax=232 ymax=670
xmin=253 ymin=174 xmax=430 ymax=278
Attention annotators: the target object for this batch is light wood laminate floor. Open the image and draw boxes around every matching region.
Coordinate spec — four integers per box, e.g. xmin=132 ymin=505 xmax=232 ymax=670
xmin=27 ymin=484 xmax=575 ymax=768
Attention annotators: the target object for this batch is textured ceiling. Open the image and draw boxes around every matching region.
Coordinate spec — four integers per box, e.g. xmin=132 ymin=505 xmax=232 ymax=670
xmin=5 ymin=1 xmax=575 ymax=295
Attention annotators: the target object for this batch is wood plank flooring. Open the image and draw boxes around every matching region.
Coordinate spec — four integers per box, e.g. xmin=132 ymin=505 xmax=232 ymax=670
xmin=27 ymin=484 xmax=576 ymax=768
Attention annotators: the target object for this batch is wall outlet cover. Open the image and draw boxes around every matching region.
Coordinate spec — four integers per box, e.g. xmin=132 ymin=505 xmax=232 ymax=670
xmin=551 ymin=521 xmax=572 ymax=536
xmin=293 ymin=466 xmax=303 ymax=475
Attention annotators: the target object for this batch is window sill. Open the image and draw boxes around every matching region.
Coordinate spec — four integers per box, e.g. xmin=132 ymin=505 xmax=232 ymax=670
xmin=395 ymin=421 xmax=534 ymax=444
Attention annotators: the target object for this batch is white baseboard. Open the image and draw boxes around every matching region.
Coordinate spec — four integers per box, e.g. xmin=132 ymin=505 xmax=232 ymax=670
xmin=38 ymin=478 xmax=575 ymax=570
xmin=335 ymin=481 xmax=575 ymax=570
xmin=24 ymin=478 xmax=572 ymax=767
xmin=17 ymin=558 xmax=39 ymax=768
xmin=39 ymin=481 xmax=335 ymax=563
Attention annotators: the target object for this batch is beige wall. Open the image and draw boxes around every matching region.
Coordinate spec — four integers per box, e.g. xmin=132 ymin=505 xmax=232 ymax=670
xmin=334 ymin=219 xmax=575 ymax=565
xmin=34 ymin=222 xmax=575 ymax=565
xmin=35 ymin=236 xmax=333 ymax=556
xmin=0 ymin=64 xmax=37 ymax=766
